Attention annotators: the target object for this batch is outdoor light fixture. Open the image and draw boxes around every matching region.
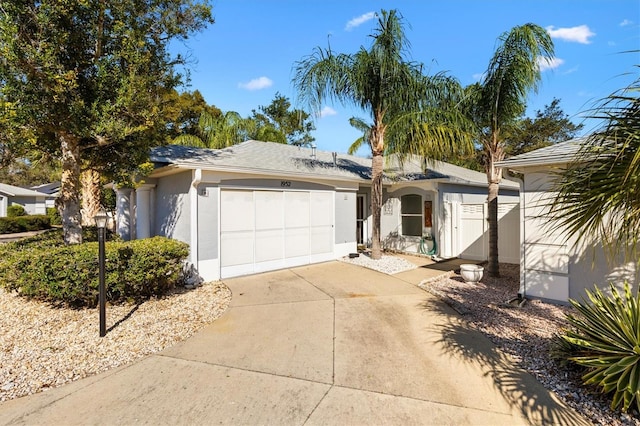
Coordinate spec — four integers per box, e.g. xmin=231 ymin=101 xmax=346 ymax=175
xmin=311 ymin=144 xmax=317 ymax=160
xmin=94 ymin=207 xmax=108 ymax=229
xmin=94 ymin=207 xmax=108 ymax=337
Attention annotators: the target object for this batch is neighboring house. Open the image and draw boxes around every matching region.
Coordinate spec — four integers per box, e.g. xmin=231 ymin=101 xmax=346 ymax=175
xmin=496 ymin=137 xmax=638 ymax=304
xmin=31 ymin=182 xmax=60 ymax=209
xmin=115 ymin=140 xmax=520 ymax=282
xmin=0 ymin=183 xmax=53 ymax=217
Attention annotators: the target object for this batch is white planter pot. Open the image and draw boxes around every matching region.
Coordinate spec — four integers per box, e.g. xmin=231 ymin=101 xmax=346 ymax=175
xmin=460 ymin=264 xmax=484 ymax=284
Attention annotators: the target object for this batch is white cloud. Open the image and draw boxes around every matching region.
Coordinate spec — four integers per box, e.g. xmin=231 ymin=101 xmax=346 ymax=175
xmin=620 ymin=19 xmax=633 ymax=27
xmin=238 ymin=76 xmax=273 ymax=91
xmin=345 ymin=12 xmax=375 ymax=31
xmin=546 ymin=25 xmax=595 ymax=44
xmin=319 ymin=106 xmax=337 ymax=118
xmin=537 ymin=56 xmax=564 ymax=72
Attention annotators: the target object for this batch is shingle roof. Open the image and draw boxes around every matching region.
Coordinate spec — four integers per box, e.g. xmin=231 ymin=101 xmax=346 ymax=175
xmin=150 ymin=140 xmax=518 ymax=189
xmin=0 ymin=183 xmax=54 ymax=198
xmin=496 ymin=137 xmax=588 ymax=169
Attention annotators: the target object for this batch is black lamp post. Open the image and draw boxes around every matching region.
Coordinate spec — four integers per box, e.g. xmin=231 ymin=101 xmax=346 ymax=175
xmin=94 ymin=207 xmax=108 ymax=337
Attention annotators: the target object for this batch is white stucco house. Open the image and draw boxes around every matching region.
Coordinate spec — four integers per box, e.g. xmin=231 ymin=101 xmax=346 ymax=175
xmin=497 ymin=137 xmax=638 ymax=304
xmin=0 ymin=183 xmax=52 ymax=217
xmin=30 ymin=182 xmax=60 ymax=209
xmin=116 ymin=140 xmax=520 ymax=282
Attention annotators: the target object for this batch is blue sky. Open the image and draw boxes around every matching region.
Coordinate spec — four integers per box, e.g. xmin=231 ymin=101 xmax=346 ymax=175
xmin=174 ymin=0 xmax=640 ymax=155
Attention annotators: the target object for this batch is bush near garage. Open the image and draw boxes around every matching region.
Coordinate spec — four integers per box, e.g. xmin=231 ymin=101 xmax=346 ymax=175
xmin=0 ymin=215 xmax=51 ymax=234
xmin=7 ymin=204 xmax=26 ymax=217
xmin=0 ymin=231 xmax=190 ymax=307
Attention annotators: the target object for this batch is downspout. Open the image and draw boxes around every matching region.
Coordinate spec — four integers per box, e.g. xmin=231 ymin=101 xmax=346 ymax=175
xmin=190 ymin=169 xmax=203 ymax=269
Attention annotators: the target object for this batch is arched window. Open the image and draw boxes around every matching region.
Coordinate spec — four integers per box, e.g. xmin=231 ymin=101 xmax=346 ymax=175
xmin=401 ymin=194 xmax=422 ymax=237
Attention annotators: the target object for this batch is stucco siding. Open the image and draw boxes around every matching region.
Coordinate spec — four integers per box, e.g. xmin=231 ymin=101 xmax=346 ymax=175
xmin=11 ymin=196 xmax=46 ymax=215
xmin=335 ymin=191 xmax=356 ymax=245
xmin=154 ymin=171 xmax=192 ymax=246
xmin=197 ymin=184 xmax=218 ymax=261
xmin=521 ymin=170 xmax=639 ymax=302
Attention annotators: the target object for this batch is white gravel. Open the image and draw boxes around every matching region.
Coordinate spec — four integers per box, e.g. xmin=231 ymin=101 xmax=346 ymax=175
xmin=0 ymin=282 xmax=231 ymax=402
xmin=339 ymin=252 xmax=418 ymax=274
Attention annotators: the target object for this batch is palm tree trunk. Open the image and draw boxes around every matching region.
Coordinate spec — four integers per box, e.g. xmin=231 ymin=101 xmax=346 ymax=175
xmin=59 ymin=132 xmax=83 ymax=244
xmin=81 ymin=168 xmax=102 ymax=226
xmin=486 ymin=139 xmax=503 ymax=277
xmin=370 ymin=153 xmax=383 ymax=260
xmin=487 ymin=181 xmax=500 ymax=277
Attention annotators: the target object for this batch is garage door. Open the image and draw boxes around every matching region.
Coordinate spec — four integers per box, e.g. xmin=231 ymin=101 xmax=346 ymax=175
xmin=220 ymin=190 xmax=334 ymax=278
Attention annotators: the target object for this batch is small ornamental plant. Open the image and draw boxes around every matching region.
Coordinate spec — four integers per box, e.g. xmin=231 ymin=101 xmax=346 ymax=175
xmin=560 ymin=283 xmax=640 ymax=413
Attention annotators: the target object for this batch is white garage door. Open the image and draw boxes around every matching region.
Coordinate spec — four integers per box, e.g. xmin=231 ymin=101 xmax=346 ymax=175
xmin=220 ymin=189 xmax=334 ymax=278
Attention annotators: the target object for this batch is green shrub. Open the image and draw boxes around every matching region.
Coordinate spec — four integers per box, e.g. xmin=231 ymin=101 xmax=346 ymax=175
xmin=0 ymin=236 xmax=189 ymax=307
xmin=0 ymin=215 xmax=51 ymax=234
xmin=7 ymin=204 xmax=26 ymax=217
xmin=46 ymin=207 xmax=62 ymax=225
xmin=559 ymin=282 xmax=640 ymax=413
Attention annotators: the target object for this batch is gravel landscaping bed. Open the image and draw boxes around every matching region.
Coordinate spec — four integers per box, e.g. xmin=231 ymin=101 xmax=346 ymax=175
xmin=0 ymin=282 xmax=231 ymax=402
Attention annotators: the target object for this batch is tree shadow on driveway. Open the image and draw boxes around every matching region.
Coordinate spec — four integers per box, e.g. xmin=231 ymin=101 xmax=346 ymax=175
xmin=418 ymin=297 xmax=589 ymax=425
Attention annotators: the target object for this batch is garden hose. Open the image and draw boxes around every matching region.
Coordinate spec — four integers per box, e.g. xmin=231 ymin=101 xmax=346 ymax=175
xmin=419 ymin=234 xmax=437 ymax=256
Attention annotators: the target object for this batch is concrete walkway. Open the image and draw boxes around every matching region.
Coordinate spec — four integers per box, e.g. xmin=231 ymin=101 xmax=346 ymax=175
xmin=0 ymin=260 xmax=586 ymax=425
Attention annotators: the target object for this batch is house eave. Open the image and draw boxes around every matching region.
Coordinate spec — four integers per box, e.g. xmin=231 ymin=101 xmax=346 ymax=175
xmin=149 ymin=162 xmax=367 ymax=184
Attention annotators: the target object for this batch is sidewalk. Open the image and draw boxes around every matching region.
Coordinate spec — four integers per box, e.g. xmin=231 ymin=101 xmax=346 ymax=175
xmin=0 ymin=260 xmax=587 ymax=425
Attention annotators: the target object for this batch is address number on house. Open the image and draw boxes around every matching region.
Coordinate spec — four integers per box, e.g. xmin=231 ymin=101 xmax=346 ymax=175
xmin=281 ymin=181 xmax=292 ymax=187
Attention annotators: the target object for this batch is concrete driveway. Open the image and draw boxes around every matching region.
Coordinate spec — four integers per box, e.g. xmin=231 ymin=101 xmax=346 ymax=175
xmin=0 ymin=260 xmax=586 ymax=425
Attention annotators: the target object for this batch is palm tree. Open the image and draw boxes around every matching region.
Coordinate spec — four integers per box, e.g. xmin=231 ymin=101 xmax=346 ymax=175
xmin=550 ymin=69 xmax=640 ymax=262
xmin=293 ymin=9 xmax=471 ymax=259
xmin=174 ymin=110 xmax=251 ymax=149
xmin=466 ymin=24 xmax=554 ymax=277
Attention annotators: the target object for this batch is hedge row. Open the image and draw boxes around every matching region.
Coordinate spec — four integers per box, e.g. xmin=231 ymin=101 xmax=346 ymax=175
xmin=0 ymin=215 xmax=51 ymax=234
xmin=0 ymin=235 xmax=189 ymax=307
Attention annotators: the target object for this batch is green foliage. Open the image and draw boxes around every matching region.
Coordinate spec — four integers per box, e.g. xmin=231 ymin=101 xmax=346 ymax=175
xmin=0 ymin=215 xmax=50 ymax=234
xmin=6 ymin=204 xmax=26 ymax=217
xmin=173 ymin=110 xmax=253 ymax=149
xmin=46 ymin=207 xmax=62 ymax=226
xmin=250 ymin=92 xmax=316 ymax=146
xmin=163 ymin=89 xmax=222 ymax=143
xmin=0 ymin=236 xmax=189 ymax=307
xmin=0 ymin=154 xmax=62 ymax=187
xmin=559 ymin=283 xmax=640 ymax=413
xmin=504 ymin=98 xmax=583 ymax=157
xmin=4 ymin=227 xmax=118 ymax=249
xmin=0 ymin=0 xmax=214 ymax=242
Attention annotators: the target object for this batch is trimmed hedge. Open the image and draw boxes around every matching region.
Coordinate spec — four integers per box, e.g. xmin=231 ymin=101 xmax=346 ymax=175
xmin=0 ymin=235 xmax=189 ymax=307
xmin=46 ymin=207 xmax=62 ymax=225
xmin=7 ymin=205 xmax=26 ymax=217
xmin=0 ymin=215 xmax=51 ymax=234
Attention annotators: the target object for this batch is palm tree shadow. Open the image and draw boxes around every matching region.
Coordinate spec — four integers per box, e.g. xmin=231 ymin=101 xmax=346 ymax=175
xmin=418 ymin=297 xmax=587 ymax=425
